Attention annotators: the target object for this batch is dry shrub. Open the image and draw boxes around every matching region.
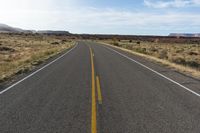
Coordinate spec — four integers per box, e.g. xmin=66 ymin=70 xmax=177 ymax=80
xmin=188 ymin=51 xmax=198 ymax=55
xmin=186 ymin=60 xmax=200 ymax=68
xmin=175 ymin=49 xmax=184 ymax=53
xmin=0 ymin=46 xmax=15 ymax=52
xmin=135 ymin=47 xmax=147 ymax=54
xmin=125 ymin=44 xmax=133 ymax=50
xmin=158 ymin=49 xmax=168 ymax=59
xmin=111 ymin=38 xmax=119 ymax=46
xmin=171 ymin=57 xmax=186 ymax=65
xmin=149 ymin=46 xmax=158 ymax=52
xmin=112 ymin=42 xmax=119 ymax=46
xmin=136 ymin=41 xmax=140 ymax=44
xmin=51 ymin=42 xmax=60 ymax=45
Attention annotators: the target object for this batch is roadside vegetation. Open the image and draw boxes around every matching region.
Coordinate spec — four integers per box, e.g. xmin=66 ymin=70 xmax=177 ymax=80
xmin=0 ymin=33 xmax=74 ymax=82
xmin=102 ymin=39 xmax=200 ymax=78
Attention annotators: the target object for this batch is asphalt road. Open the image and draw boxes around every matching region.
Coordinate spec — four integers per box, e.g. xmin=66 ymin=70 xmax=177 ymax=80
xmin=0 ymin=41 xmax=200 ymax=133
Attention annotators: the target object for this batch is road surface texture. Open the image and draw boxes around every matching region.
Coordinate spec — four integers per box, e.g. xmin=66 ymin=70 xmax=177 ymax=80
xmin=0 ymin=41 xmax=200 ymax=133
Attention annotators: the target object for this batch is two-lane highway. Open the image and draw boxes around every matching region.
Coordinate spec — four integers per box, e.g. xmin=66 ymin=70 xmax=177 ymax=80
xmin=0 ymin=41 xmax=200 ymax=133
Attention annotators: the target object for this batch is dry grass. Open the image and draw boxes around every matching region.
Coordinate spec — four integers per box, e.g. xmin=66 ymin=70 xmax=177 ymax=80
xmin=0 ymin=33 xmax=74 ymax=82
xmin=101 ymin=39 xmax=200 ymax=79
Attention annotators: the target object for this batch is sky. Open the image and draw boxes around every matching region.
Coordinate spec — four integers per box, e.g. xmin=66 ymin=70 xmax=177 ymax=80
xmin=0 ymin=0 xmax=200 ymax=35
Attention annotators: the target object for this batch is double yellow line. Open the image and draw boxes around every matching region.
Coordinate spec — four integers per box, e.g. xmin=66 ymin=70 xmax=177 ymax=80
xmin=96 ymin=76 xmax=102 ymax=105
xmin=89 ymin=47 xmax=102 ymax=133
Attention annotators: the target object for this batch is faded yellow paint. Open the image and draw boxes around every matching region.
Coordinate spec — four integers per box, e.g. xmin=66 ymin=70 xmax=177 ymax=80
xmin=89 ymin=47 xmax=97 ymax=133
xmin=96 ymin=76 xmax=102 ymax=104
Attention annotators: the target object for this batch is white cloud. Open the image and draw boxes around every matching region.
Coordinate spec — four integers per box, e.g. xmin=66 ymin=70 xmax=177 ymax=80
xmin=0 ymin=0 xmax=77 ymax=12
xmin=193 ymin=0 xmax=200 ymax=4
xmin=144 ymin=0 xmax=200 ymax=8
xmin=2 ymin=7 xmax=199 ymax=33
xmin=0 ymin=0 xmax=199 ymax=34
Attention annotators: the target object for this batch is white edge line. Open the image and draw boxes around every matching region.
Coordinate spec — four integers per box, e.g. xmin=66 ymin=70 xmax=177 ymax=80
xmin=103 ymin=45 xmax=200 ymax=97
xmin=0 ymin=43 xmax=78 ymax=95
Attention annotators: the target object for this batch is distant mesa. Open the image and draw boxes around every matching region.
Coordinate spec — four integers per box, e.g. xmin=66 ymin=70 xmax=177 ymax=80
xmin=37 ymin=30 xmax=70 ymax=35
xmin=0 ymin=23 xmax=70 ymax=35
xmin=169 ymin=33 xmax=200 ymax=37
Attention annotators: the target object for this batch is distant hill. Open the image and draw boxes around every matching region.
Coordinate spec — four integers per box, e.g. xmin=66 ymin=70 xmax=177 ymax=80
xmin=0 ymin=23 xmax=70 ymax=34
xmin=0 ymin=23 xmax=24 ymax=33
xmin=169 ymin=33 xmax=200 ymax=37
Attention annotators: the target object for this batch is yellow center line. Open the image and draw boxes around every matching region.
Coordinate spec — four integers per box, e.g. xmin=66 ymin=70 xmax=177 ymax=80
xmin=96 ymin=76 xmax=103 ymax=104
xmin=90 ymin=47 xmax=97 ymax=133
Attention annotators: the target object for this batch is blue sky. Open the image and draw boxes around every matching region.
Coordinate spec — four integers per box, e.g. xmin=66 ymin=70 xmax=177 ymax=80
xmin=0 ymin=0 xmax=200 ymax=35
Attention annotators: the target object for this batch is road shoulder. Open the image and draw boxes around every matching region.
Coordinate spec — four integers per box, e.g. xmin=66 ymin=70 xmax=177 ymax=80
xmin=0 ymin=44 xmax=77 ymax=92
